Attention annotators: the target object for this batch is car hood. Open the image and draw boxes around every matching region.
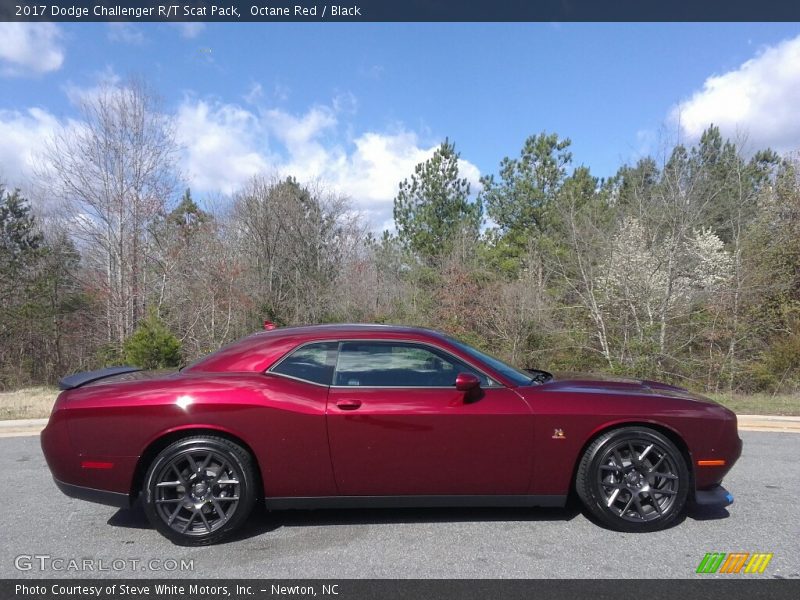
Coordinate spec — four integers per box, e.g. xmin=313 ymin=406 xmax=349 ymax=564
xmin=536 ymin=371 xmax=712 ymax=402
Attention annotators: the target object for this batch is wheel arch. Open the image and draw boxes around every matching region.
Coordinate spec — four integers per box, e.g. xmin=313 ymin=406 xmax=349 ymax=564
xmin=130 ymin=427 xmax=265 ymax=501
xmin=569 ymin=420 xmax=695 ymax=499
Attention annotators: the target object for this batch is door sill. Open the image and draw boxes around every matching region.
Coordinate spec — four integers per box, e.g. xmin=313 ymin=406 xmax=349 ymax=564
xmin=264 ymin=494 xmax=566 ymax=510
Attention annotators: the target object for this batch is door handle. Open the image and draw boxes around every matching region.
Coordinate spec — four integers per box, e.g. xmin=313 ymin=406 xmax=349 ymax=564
xmin=336 ymin=399 xmax=362 ymax=411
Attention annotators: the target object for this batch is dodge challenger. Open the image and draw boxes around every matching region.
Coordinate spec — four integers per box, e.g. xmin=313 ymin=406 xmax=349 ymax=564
xmin=41 ymin=324 xmax=741 ymax=545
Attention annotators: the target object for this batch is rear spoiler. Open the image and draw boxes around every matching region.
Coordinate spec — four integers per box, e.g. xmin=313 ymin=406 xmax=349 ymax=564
xmin=58 ymin=366 xmax=142 ymax=391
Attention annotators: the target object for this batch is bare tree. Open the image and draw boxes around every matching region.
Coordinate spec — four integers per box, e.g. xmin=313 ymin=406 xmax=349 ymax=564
xmin=480 ymin=247 xmax=553 ymax=366
xmin=148 ymin=191 xmax=246 ymax=359
xmin=41 ymin=79 xmax=179 ymax=348
xmin=230 ymin=176 xmax=366 ymax=325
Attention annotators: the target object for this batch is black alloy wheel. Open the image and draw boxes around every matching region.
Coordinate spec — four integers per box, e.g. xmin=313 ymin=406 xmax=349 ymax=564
xmin=143 ymin=436 xmax=257 ymax=545
xmin=576 ymin=426 xmax=689 ymax=532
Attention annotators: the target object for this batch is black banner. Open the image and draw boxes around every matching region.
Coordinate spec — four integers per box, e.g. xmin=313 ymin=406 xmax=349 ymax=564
xmin=3 ymin=580 xmax=800 ymax=600
xmin=2 ymin=0 xmax=800 ymax=22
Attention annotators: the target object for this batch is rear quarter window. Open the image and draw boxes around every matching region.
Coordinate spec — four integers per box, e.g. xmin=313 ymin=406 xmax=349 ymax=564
xmin=270 ymin=342 xmax=339 ymax=385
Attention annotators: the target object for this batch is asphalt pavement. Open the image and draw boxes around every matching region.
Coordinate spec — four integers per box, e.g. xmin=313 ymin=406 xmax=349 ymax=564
xmin=1 ymin=432 xmax=798 ymax=579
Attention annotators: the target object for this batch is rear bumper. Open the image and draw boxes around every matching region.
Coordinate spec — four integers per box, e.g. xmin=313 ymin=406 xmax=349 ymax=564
xmin=693 ymin=484 xmax=734 ymax=508
xmin=53 ymin=478 xmax=131 ymax=509
xmin=42 ymin=407 xmax=137 ymax=501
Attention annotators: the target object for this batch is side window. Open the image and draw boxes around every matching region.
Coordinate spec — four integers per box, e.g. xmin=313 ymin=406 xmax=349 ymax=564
xmin=334 ymin=342 xmax=487 ymax=387
xmin=270 ymin=342 xmax=338 ymax=386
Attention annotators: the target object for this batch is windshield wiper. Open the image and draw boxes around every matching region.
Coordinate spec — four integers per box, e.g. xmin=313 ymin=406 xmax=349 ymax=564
xmin=524 ymin=368 xmax=554 ymax=384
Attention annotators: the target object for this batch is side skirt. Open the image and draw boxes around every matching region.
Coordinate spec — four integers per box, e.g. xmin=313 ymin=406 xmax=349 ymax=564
xmin=264 ymin=494 xmax=567 ymax=510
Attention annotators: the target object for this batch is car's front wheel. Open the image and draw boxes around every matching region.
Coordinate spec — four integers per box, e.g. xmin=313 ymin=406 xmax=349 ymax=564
xmin=142 ymin=436 xmax=257 ymax=545
xmin=576 ymin=426 xmax=689 ymax=532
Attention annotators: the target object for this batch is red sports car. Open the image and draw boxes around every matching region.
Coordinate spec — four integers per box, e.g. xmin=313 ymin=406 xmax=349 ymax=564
xmin=41 ymin=324 xmax=741 ymax=545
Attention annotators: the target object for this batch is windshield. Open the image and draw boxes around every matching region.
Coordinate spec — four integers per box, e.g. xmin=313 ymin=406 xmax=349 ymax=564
xmin=445 ymin=337 xmax=535 ymax=386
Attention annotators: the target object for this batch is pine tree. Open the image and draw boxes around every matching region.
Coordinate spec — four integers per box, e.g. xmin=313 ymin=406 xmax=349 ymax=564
xmin=0 ymin=186 xmax=42 ymax=265
xmin=480 ymin=132 xmax=572 ymax=246
xmin=123 ymin=309 xmax=182 ymax=369
xmin=393 ymin=139 xmax=481 ymax=264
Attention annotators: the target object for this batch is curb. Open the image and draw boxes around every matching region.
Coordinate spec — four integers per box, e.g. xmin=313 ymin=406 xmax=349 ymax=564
xmin=737 ymin=414 xmax=800 ymax=433
xmin=0 ymin=418 xmax=48 ymax=437
xmin=0 ymin=418 xmax=48 ymax=428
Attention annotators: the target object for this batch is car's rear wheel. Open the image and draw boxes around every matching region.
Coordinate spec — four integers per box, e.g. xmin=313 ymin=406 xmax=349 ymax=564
xmin=576 ymin=426 xmax=689 ymax=532
xmin=142 ymin=436 xmax=257 ymax=546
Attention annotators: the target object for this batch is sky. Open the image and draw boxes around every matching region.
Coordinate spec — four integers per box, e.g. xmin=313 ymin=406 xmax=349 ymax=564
xmin=1 ymin=22 xmax=800 ymax=229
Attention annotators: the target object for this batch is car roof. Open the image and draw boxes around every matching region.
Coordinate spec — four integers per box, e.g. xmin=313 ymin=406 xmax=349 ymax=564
xmin=255 ymin=323 xmax=444 ymax=337
xmin=183 ymin=324 xmax=456 ymax=375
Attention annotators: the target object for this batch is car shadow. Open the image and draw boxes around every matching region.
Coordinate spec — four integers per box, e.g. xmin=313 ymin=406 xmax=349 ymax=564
xmin=686 ymin=504 xmax=730 ymax=522
xmin=228 ymin=503 xmax=583 ymax=543
xmin=107 ymin=505 xmax=152 ymax=529
xmin=107 ymin=497 xmax=725 ymax=543
xmin=107 ymin=502 xmax=582 ymax=544
xmin=574 ymin=501 xmax=729 ymax=532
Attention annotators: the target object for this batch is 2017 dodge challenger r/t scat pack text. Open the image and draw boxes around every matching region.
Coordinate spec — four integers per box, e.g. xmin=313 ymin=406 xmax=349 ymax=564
xmin=41 ymin=324 xmax=742 ymax=545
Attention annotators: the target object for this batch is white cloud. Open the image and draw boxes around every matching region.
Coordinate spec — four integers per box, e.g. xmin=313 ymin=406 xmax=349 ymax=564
xmin=175 ymin=100 xmax=274 ymax=194
xmin=2 ymin=86 xmax=481 ymax=229
xmin=173 ymin=23 xmax=206 ymax=39
xmin=175 ymin=97 xmax=482 ymax=227
xmin=263 ymin=105 xmax=339 ymax=179
xmin=107 ymin=23 xmax=146 ymax=45
xmin=0 ymin=23 xmax=64 ymax=75
xmin=332 ymin=91 xmax=358 ymax=114
xmin=0 ymin=108 xmax=60 ymax=189
xmin=63 ymin=67 xmax=122 ymax=106
xmin=273 ymin=83 xmax=290 ymax=102
xmin=331 ymin=131 xmax=480 ymax=207
xmin=243 ymin=83 xmax=264 ymax=104
xmin=358 ymin=64 xmax=385 ymax=80
xmin=673 ymin=35 xmax=800 ymax=153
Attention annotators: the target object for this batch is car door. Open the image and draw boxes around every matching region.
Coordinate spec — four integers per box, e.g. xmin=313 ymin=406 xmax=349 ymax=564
xmin=326 ymin=341 xmax=535 ymax=496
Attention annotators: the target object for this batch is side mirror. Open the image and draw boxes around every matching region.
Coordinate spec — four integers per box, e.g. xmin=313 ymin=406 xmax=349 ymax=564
xmin=455 ymin=372 xmax=481 ymax=392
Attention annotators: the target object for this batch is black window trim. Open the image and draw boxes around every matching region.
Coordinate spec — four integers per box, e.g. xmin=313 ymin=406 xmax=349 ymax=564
xmin=266 ymin=338 xmax=503 ymax=389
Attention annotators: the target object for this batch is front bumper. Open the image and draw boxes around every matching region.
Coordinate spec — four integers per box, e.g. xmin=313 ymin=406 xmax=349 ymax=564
xmin=693 ymin=484 xmax=734 ymax=508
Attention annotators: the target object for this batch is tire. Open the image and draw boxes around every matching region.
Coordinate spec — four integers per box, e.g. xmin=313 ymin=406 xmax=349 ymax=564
xmin=142 ymin=436 xmax=258 ymax=546
xmin=575 ymin=426 xmax=689 ymax=532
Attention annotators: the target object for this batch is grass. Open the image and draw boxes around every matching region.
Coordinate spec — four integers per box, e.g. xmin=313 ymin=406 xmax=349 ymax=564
xmin=707 ymin=392 xmax=800 ymax=416
xmin=0 ymin=387 xmax=798 ymax=420
xmin=0 ymin=386 xmax=59 ymax=420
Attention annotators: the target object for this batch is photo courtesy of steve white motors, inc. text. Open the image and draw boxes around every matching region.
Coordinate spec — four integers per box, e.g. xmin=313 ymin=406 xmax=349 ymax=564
xmin=15 ymin=583 xmax=339 ymax=597
xmin=13 ymin=3 xmax=364 ymax=18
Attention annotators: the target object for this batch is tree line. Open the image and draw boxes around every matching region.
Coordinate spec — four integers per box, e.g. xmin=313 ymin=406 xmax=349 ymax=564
xmin=1 ymin=80 xmax=798 ymax=393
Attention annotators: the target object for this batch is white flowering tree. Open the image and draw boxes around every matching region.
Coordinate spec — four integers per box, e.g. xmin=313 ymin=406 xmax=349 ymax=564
xmin=594 ymin=216 xmax=732 ymax=369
